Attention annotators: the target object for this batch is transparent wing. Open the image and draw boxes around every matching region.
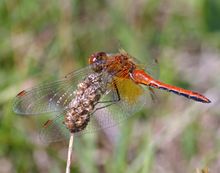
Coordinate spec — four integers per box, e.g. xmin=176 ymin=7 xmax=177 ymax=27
xmin=39 ymin=113 xmax=69 ymax=143
xmin=13 ymin=66 xmax=93 ymax=115
xmin=37 ymin=77 xmax=153 ymax=143
xmin=17 ymin=66 xmax=154 ymax=143
xmin=145 ymin=57 xmax=160 ymax=80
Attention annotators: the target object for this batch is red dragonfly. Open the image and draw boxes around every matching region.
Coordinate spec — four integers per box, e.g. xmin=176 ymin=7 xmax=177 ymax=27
xmin=13 ymin=49 xmax=211 ymax=142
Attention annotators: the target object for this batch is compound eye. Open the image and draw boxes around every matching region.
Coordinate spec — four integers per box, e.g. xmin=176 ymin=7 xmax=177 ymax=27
xmin=96 ymin=52 xmax=106 ymax=59
xmin=88 ymin=52 xmax=107 ymax=72
xmin=89 ymin=52 xmax=107 ymax=65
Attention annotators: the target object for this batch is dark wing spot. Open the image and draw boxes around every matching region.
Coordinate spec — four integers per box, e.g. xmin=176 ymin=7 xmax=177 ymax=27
xmin=17 ymin=90 xmax=26 ymax=97
xmin=43 ymin=119 xmax=53 ymax=128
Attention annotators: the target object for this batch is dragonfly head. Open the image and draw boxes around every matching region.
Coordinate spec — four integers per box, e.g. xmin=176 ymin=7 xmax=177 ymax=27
xmin=89 ymin=52 xmax=107 ymax=72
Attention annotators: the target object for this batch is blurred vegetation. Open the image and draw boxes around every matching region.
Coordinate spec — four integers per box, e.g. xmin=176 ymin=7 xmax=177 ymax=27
xmin=0 ymin=0 xmax=219 ymax=172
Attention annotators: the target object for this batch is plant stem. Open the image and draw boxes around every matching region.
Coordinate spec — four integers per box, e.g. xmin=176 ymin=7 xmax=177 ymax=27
xmin=66 ymin=133 xmax=74 ymax=173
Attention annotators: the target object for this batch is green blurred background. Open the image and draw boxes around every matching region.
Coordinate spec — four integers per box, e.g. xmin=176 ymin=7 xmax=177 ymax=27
xmin=0 ymin=0 xmax=219 ymax=172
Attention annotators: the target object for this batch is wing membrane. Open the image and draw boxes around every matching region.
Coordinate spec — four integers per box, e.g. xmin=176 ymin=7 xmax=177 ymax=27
xmin=13 ymin=67 xmax=92 ymax=115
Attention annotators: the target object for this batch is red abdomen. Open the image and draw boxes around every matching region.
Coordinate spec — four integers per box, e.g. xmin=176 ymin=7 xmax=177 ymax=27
xmin=131 ymin=69 xmax=211 ymax=103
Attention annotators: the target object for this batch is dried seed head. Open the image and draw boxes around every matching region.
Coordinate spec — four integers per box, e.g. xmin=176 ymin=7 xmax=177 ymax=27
xmin=64 ymin=72 xmax=107 ymax=133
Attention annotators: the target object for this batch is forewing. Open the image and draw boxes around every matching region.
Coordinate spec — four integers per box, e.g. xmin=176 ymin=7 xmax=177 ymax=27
xmin=13 ymin=67 xmax=93 ymax=115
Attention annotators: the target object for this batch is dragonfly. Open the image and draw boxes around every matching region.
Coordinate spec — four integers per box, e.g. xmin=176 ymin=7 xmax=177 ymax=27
xmin=13 ymin=49 xmax=211 ymax=142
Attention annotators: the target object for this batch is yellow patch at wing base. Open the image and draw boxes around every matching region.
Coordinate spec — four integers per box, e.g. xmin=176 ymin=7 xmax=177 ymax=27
xmin=114 ymin=77 xmax=144 ymax=104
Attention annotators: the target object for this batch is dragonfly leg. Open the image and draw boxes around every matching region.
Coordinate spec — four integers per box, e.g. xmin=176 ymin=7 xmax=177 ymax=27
xmin=93 ymin=102 xmax=116 ymax=113
xmin=98 ymin=80 xmax=121 ymax=104
xmin=149 ymin=87 xmax=158 ymax=103
xmin=93 ymin=81 xmax=121 ymax=113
